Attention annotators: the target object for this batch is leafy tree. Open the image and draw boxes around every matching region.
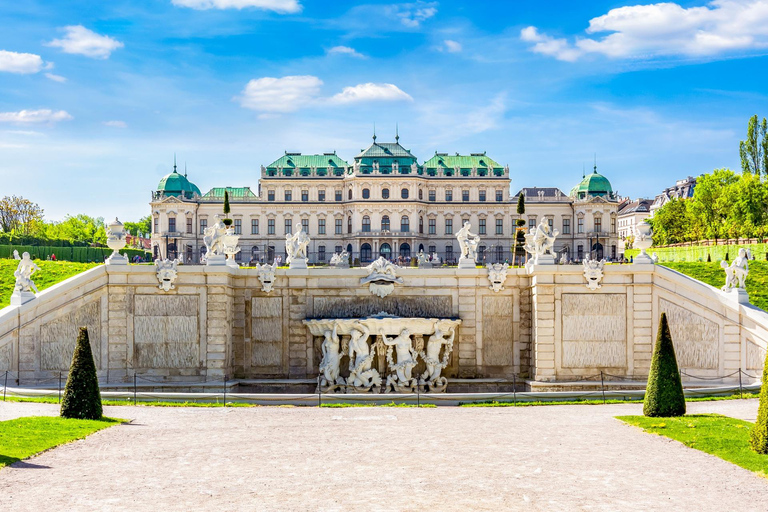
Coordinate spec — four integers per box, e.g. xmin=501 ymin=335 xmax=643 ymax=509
xmin=648 ymin=198 xmax=691 ymax=245
xmin=687 ymin=169 xmax=738 ymax=240
xmin=222 ymin=190 xmax=232 ymax=226
xmin=740 ymin=114 xmax=768 ymax=176
xmin=0 ymin=196 xmax=44 ymax=235
xmin=60 ymin=327 xmax=103 ymax=420
xmin=516 ymin=192 xmax=525 ymax=217
xmin=124 ymin=215 xmax=151 ymax=237
xmin=643 ymin=313 xmax=686 ymax=417
xmin=750 ymin=348 xmax=768 ymax=454
xmin=721 ymin=172 xmax=768 ymax=238
xmin=39 ymin=214 xmax=108 ymax=245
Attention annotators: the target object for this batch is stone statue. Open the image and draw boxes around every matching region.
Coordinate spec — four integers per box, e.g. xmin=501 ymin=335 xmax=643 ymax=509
xmin=582 ymin=258 xmax=606 ymax=291
xmin=722 ymin=248 xmax=750 ymax=291
xmin=419 ymin=322 xmax=455 ymax=392
xmin=221 ymin=227 xmax=242 ymax=268
xmin=285 ymin=227 xmax=310 ymax=269
xmin=486 ymin=262 xmax=509 ymax=292
xmin=155 ymin=258 xmax=179 ymax=291
xmin=523 ymin=219 xmax=559 ymax=265
xmin=106 ymin=218 xmax=128 ymax=265
xmin=318 ymin=323 xmax=344 ymax=392
xmin=456 ymin=221 xmax=480 ymax=268
xmin=203 ymin=214 xmax=228 ymax=264
xmin=417 ymin=250 xmax=431 ymax=268
xmin=255 ymin=259 xmax=277 ymax=292
xmin=360 ymin=256 xmax=403 ymax=298
xmin=13 ymin=249 xmax=20 ymax=260
xmin=411 ymin=162 xmax=419 ymax=174
xmin=329 ymin=250 xmax=349 ymax=268
xmin=382 ymin=328 xmax=418 ymax=392
xmin=13 ymin=252 xmax=39 ymax=294
xmin=347 ymin=322 xmax=381 ymax=392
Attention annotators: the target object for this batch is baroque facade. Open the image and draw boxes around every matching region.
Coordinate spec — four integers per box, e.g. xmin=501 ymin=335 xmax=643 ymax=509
xmin=150 ymin=136 xmax=622 ymax=264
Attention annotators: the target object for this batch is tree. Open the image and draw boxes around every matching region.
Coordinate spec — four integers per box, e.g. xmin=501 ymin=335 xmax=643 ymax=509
xmin=60 ymin=327 xmax=103 ymax=420
xmin=222 ymin=191 xmax=232 ymax=226
xmin=0 ymin=195 xmax=44 ymax=235
xmin=124 ymin=215 xmax=152 ymax=237
xmin=750 ymin=347 xmax=768 ymax=454
xmin=687 ymin=169 xmax=738 ymax=241
xmin=516 ymin=192 xmax=525 ymax=217
xmin=40 ymin=214 xmax=108 ymax=245
xmin=643 ymin=313 xmax=686 ymax=417
xmin=648 ymin=198 xmax=691 ymax=245
xmin=740 ymin=114 xmax=768 ymax=176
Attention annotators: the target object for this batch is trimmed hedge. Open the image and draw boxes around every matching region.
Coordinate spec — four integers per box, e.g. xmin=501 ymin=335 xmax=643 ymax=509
xmin=643 ymin=312 xmax=686 ymax=417
xmin=0 ymin=245 xmax=148 ymax=263
xmin=60 ymin=327 xmax=103 ymax=420
xmin=750 ymin=348 xmax=768 ymax=453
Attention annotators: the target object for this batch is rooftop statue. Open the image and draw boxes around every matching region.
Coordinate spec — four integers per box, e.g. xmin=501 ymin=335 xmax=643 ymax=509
xmin=456 ymin=221 xmax=480 ymax=268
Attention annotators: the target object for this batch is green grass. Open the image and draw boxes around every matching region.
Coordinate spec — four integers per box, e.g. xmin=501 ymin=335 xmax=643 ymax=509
xmin=0 ymin=260 xmax=100 ymax=309
xmin=659 ymin=261 xmax=768 ymax=311
xmin=626 ymin=243 xmax=768 ymax=263
xmin=0 ymin=416 xmax=121 ymax=468
xmin=460 ymin=393 xmax=759 ymax=407
xmin=618 ymin=414 xmax=768 ymax=477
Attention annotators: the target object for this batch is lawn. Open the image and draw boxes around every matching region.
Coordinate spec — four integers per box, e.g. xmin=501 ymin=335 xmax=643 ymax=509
xmin=0 ymin=260 xmax=100 ymax=309
xmin=660 ymin=261 xmax=768 ymax=311
xmin=0 ymin=416 xmax=121 ymax=468
xmin=618 ymin=414 xmax=768 ymax=477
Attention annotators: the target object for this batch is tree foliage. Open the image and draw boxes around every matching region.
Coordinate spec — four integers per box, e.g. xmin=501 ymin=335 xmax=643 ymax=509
xmin=37 ymin=214 xmax=108 ymax=245
xmin=0 ymin=196 xmax=44 ymax=235
xmin=60 ymin=327 xmax=103 ymax=420
xmin=124 ymin=215 xmax=151 ymax=237
xmin=750 ymin=347 xmax=768 ymax=454
xmin=643 ymin=313 xmax=686 ymax=418
xmin=740 ymin=114 xmax=768 ymax=176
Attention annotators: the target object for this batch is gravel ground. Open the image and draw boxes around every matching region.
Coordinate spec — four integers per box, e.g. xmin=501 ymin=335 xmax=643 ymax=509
xmin=0 ymin=399 xmax=765 ymax=511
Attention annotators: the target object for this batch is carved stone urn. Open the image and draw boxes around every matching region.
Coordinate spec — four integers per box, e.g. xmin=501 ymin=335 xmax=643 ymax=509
xmin=105 ymin=218 xmax=129 ymax=265
xmin=633 ymin=221 xmax=653 ymax=264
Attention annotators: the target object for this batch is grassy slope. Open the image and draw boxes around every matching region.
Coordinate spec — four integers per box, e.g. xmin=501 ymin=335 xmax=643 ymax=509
xmin=0 ymin=260 xmax=100 ymax=309
xmin=0 ymin=416 xmax=120 ymax=468
xmin=660 ymin=261 xmax=768 ymax=311
xmin=618 ymin=414 xmax=768 ymax=476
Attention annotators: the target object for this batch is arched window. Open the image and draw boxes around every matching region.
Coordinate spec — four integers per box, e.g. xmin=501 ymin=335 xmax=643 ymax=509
xmin=399 ymin=243 xmax=411 ymax=258
xmin=382 ymin=188 xmax=390 ymax=199
xmin=418 ymin=189 xmax=423 ymax=200
xmin=419 ymin=216 xmax=423 ymax=234
xmin=381 ymin=215 xmax=390 ymax=231
xmin=362 ymin=216 xmax=371 ymax=232
xmin=445 ymin=244 xmax=453 ymax=261
xmin=401 ymin=188 xmax=409 ymax=199
xmin=348 ymin=189 xmax=352 ymax=200
xmin=478 ymin=245 xmax=486 ymax=261
xmin=401 ymin=215 xmax=410 ymax=232
xmin=380 ymin=243 xmax=392 ymax=259
xmin=362 ymin=188 xmax=370 ymax=199
xmin=361 ymin=243 xmax=372 ymax=262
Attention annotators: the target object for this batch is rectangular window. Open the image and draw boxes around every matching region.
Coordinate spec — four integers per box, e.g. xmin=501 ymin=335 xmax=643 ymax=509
xmin=429 ymin=190 xmax=436 ymax=202
xmin=548 ymin=218 xmax=553 ymax=231
xmin=335 ymin=191 xmax=342 ymax=202
xmin=529 ymin=218 xmax=536 ymax=231
xmin=186 ymin=218 xmax=192 ymax=234
xmin=445 ymin=190 xmax=453 ymax=202
xmin=168 ymin=218 xmax=176 ymax=233
xmin=594 ymin=217 xmax=602 ymax=233
xmin=429 ymin=245 xmax=436 ymax=255
xmin=496 ymin=218 xmax=503 ymax=235
xmin=318 ymin=190 xmax=325 ymax=202
xmin=496 ymin=190 xmax=503 ymax=202
xmin=284 ymin=219 xmax=292 ymax=235
xmin=267 ymin=191 xmax=275 ymax=201
xmin=154 ymin=217 xmax=159 ymax=233
xmin=234 ymin=219 xmax=242 ymax=235
xmin=563 ymin=218 xmax=571 ymax=235
xmin=429 ymin=218 xmax=436 ymax=235
xmin=462 ymin=190 xmax=469 ymax=202
xmin=445 ymin=219 xmax=453 ymax=235
xmin=335 ymin=218 xmax=342 ymax=235
xmin=335 ymin=245 xmax=342 ymax=254
xmin=578 ymin=218 xmax=584 ymax=233
xmin=302 ymin=219 xmax=309 ymax=233
xmin=610 ymin=217 xmax=616 ymax=233
xmin=301 ymin=190 xmax=308 ymax=202
xmin=577 ymin=245 xmax=584 ymax=260
xmin=284 ymin=190 xmax=292 ymax=201
xmin=479 ymin=190 xmax=486 ymax=202
xmin=235 ymin=251 xmax=242 ymax=262
xmin=268 ymin=219 xmax=275 ymax=235
xmin=318 ymin=219 xmax=326 ymax=235
xmin=251 ymin=219 xmax=259 ymax=235
xmin=318 ymin=246 xmax=326 ymax=261
xmin=199 ymin=219 xmax=207 ymax=233
xmin=446 ymin=245 xmax=453 ymax=260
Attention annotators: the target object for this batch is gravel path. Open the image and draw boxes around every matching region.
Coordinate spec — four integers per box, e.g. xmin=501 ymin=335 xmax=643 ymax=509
xmin=0 ymin=399 xmax=765 ymax=511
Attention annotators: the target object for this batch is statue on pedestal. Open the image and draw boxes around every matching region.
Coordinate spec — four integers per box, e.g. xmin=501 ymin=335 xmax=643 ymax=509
xmin=419 ymin=322 xmax=455 ymax=392
xmin=347 ymin=322 xmax=381 ymax=392
xmin=203 ymin=215 xmax=228 ymax=265
xmin=382 ymin=328 xmax=418 ymax=392
xmin=722 ymin=248 xmax=750 ymax=291
xmin=523 ymin=219 xmax=559 ymax=265
xmin=14 ymin=252 xmax=39 ymax=294
xmin=456 ymin=221 xmax=480 ymax=267
xmin=285 ymin=227 xmax=310 ymax=269
xmin=106 ymin=218 xmax=128 ymax=265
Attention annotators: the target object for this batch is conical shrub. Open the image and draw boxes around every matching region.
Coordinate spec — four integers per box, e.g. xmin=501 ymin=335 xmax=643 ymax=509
xmin=643 ymin=313 xmax=686 ymax=417
xmin=750 ymin=348 xmax=768 ymax=453
xmin=60 ymin=327 xmax=103 ymax=419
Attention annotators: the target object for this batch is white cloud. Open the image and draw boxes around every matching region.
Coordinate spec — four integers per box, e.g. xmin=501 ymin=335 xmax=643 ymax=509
xmin=45 ymin=73 xmax=67 ymax=83
xmin=397 ymin=3 xmax=437 ymax=27
xmin=171 ymin=0 xmax=301 ymax=13
xmin=328 ymin=83 xmax=413 ymax=104
xmin=47 ymin=25 xmax=124 ymax=59
xmin=0 ymin=50 xmax=45 ymax=74
xmin=0 ymin=110 xmax=73 ymax=124
xmin=103 ymin=120 xmax=127 ymax=128
xmin=238 ymin=75 xmax=323 ymax=112
xmin=441 ymin=40 xmax=462 ymax=53
xmin=521 ymin=0 xmax=768 ymax=61
xmin=327 ymin=46 xmax=366 ymax=58
xmin=338 ymin=2 xmax=437 ymax=34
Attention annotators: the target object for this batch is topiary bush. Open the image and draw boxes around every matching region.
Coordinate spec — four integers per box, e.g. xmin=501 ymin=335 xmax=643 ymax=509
xmin=60 ymin=327 xmax=103 ymax=420
xmin=643 ymin=312 xmax=686 ymax=417
xmin=749 ymin=348 xmax=768 ymax=453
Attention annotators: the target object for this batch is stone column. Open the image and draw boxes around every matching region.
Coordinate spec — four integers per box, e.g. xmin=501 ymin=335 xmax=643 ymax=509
xmin=531 ymin=272 xmax=556 ymax=381
xmin=632 ymin=272 xmax=654 ymax=375
xmin=205 ymin=269 xmax=233 ymax=380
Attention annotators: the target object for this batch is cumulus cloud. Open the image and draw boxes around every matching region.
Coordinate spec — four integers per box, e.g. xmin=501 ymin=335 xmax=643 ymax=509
xmin=0 ymin=50 xmax=45 ymax=74
xmin=237 ymin=76 xmax=413 ymax=113
xmin=45 ymin=73 xmax=67 ymax=83
xmin=103 ymin=120 xmax=127 ymax=128
xmin=327 ymin=46 xmax=366 ymax=58
xmin=328 ymin=83 xmax=413 ymax=104
xmin=0 ymin=109 xmax=73 ymax=124
xmin=521 ymin=0 xmax=768 ymax=61
xmin=171 ymin=0 xmax=301 ymax=12
xmin=47 ymin=25 xmax=124 ymax=59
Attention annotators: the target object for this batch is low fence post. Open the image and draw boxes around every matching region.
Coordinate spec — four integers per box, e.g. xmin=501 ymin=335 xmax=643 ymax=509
xmin=3 ymin=370 xmax=7 ymax=401
xmin=600 ymin=371 xmax=606 ymax=405
xmin=417 ymin=384 xmax=420 ymax=408
xmin=512 ymin=373 xmax=517 ymax=406
xmin=58 ymin=372 xmax=62 ymax=403
xmin=223 ymin=375 xmax=227 ymax=407
xmin=317 ymin=376 xmax=321 ymax=408
xmin=133 ymin=373 xmax=137 ymax=406
xmin=738 ymin=368 xmax=743 ymax=399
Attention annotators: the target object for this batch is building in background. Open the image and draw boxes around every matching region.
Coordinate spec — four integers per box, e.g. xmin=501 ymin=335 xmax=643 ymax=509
xmin=617 ymin=198 xmax=653 ymax=256
xmin=650 ymin=176 xmax=697 ymax=216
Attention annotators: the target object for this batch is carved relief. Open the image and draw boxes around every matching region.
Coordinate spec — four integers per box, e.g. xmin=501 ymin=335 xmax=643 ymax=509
xmin=251 ymin=297 xmax=283 ymax=368
xmin=561 ymin=294 xmax=626 ymax=368
xmin=0 ymin=342 xmax=12 ymax=371
xmin=133 ymin=295 xmax=199 ymax=368
xmin=746 ymin=340 xmax=765 ymax=371
xmin=483 ymin=296 xmax=514 ymax=366
xmin=659 ymin=299 xmax=718 ymax=369
xmin=312 ymin=296 xmax=451 ymax=319
xmin=40 ymin=300 xmax=101 ymax=370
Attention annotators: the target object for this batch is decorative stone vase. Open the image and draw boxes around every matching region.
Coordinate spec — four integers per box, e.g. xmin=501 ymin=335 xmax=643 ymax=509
xmin=105 ymin=218 xmax=128 ymax=265
xmin=634 ymin=221 xmax=653 ymax=264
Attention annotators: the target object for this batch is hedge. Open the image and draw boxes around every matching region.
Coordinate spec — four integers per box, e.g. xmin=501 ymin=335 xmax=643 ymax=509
xmin=0 ymin=245 xmax=149 ymax=263
xmin=60 ymin=327 xmax=103 ymax=420
xmin=643 ymin=312 xmax=686 ymax=417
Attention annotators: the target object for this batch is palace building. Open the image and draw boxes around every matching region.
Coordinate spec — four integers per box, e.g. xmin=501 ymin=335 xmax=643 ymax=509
xmin=150 ymin=135 xmax=623 ymax=264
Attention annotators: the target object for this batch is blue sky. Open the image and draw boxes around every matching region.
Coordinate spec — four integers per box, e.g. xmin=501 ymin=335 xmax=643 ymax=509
xmin=1 ymin=0 xmax=767 ymax=221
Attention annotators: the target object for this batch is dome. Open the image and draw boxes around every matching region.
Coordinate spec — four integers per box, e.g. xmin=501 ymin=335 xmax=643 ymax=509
xmin=569 ymin=169 xmax=613 ymax=199
xmin=157 ymin=170 xmax=201 ymax=199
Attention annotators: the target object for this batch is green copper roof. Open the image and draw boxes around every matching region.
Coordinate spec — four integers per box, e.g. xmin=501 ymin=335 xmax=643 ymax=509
xmin=157 ymin=170 xmax=201 ymax=198
xmin=422 ymin=153 xmax=502 ymax=169
xmin=569 ymin=169 xmax=614 ymax=198
xmin=266 ymin=153 xmax=349 ymax=169
xmin=356 ymin=141 xmax=416 ymax=159
xmin=202 ymin=187 xmax=257 ymax=200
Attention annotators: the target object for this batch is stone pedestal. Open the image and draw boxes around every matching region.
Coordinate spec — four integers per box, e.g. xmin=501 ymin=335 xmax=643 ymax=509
xmin=105 ymin=253 xmax=129 ymax=266
xmin=457 ymin=257 xmax=476 ymax=269
xmin=723 ymin=288 xmax=750 ymax=305
xmin=206 ymin=254 xmax=227 ymax=266
xmin=289 ymin=258 xmax=308 ymax=269
xmin=534 ymin=254 xmax=556 ymax=265
xmin=10 ymin=291 xmax=36 ymax=306
xmin=226 ymin=257 xmax=239 ymax=269
xmin=633 ymin=252 xmax=653 ymax=264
